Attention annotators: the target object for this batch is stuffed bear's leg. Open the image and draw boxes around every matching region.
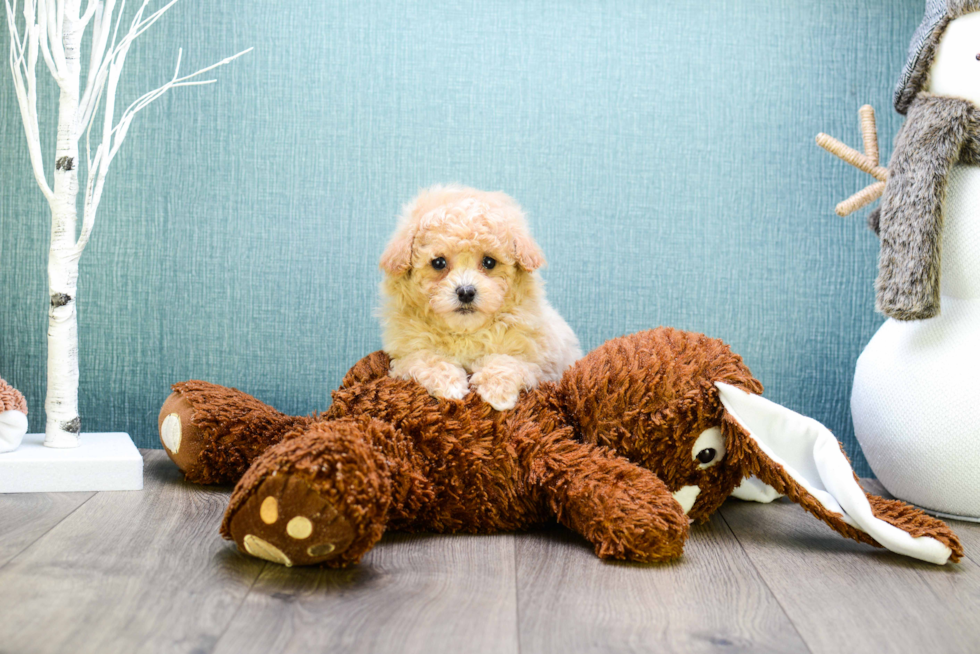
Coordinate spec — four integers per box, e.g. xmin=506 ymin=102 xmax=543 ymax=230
xmin=158 ymin=381 xmax=313 ymax=484
xmin=220 ymin=417 xmax=426 ymax=567
xmin=521 ymin=428 xmax=691 ymax=562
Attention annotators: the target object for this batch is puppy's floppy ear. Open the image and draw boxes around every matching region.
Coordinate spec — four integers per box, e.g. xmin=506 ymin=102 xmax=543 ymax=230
xmin=513 ymin=228 xmax=546 ymax=272
xmin=716 ymin=382 xmax=962 ymax=565
xmin=489 ymin=192 xmax=545 ymax=272
xmin=379 ymin=224 xmax=417 ymax=275
xmin=379 ymin=200 xmax=422 ymax=275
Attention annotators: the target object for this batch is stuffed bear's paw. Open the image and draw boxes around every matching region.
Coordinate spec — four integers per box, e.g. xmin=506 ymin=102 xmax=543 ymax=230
xmin=158 ymin=391 xmax=209 ymax=480
xmin=389 ymin=356 xmax=470 ymax=401
xmin=227 ymin=473 xmax=356 ymax=567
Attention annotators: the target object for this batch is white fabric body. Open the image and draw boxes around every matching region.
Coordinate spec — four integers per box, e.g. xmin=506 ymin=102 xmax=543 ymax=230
xmin=938 ymin=166 xmax=980 ymax=299
xmin=852 ymin=296 xmax=980 ymax=518
xmin=717 ymin=383 xmax=952 ymax=565
xmin=852 ymin=164 xmax=980 ymax=519
xmin=927 ymin=12 xmax=980 ymax=109
xmin=0 ymin=410 xmax=28 ymax=454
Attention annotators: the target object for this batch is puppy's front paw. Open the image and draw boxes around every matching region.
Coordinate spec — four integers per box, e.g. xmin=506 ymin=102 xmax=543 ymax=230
xmin=430 ymin=366 xmax=470 ymax=401
xmin=389 ymin=356 xmax=470 ymax=401
xmin=471 ymin=370 xmax=522 ymax=411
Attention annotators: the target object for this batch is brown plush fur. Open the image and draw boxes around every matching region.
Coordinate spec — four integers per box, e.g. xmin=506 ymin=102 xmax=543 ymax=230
xmin=159 ymin=381 xmax=312 ymax=484
xmin=876 ymin=94 xmax=980 ymax=320
xmin=161 ymin=328 xmax=962 ymax=567
xmin=559 ymin=329 xmax=763 ymax=523
xmin=0 ymin=378 xmax=27 ymax=414
xmin=223 ymin=417 xmax=399 ymax=566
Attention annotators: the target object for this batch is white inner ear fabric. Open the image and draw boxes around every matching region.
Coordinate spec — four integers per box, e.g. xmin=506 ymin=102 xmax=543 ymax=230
xmin=731 ymin=476 xmax=783 ymax=503
xmin=715 ymin=383 xmax=953 ymax=565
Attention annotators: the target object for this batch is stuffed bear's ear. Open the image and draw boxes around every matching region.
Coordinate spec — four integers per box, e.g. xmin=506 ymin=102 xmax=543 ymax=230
xmin=716 ymin=382 xmax=962 ymax=565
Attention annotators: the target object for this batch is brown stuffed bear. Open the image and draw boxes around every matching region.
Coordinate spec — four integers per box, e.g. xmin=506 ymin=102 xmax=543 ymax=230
xmin=158 ymin=328 xmax=962 ymax=568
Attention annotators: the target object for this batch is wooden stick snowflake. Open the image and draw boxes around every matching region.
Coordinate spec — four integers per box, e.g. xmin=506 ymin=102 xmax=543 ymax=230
xmin=816 ymin=105 xmax=890 ymax=217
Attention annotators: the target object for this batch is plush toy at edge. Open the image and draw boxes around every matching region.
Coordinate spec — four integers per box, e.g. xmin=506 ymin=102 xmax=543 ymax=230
xmin=158 ymin=328 xmax=961 ymax=568
xmin=0 ymin=377 xmax=29 ymax=454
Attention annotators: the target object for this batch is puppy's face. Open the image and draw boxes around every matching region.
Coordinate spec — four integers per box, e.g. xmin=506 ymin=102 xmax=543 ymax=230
xmin=380 ymin=187 xmax=545 ymax=333
xmin=411 ymin=218 xmax=519 ymax=332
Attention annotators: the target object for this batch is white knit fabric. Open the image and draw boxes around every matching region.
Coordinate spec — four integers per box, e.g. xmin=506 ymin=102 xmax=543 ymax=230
xmin=852 ymin=164 xmax=980 ymax=519
xmin=939 ymin=165 xmax=980 ymax=299
xmin=853 ymin=296 xmax=980 ymax=518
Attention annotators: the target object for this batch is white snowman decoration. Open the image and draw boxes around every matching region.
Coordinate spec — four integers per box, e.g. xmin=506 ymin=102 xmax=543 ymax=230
xmin=819 ymin=0 xmax=980 ymax=520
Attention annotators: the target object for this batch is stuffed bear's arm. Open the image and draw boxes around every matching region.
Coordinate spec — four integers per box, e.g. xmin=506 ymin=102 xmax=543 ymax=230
xmin=159 ymin=381 xmax=314 ymax=484
xmin=340 ymin=351 xmax=393 ymax=388
xmin=515 ymin=421 xmax=690 ymax=562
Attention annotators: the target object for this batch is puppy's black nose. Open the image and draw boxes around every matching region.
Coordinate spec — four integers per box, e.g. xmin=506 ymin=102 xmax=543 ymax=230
xmin=456 ymin=285 xmax=477 ymax=304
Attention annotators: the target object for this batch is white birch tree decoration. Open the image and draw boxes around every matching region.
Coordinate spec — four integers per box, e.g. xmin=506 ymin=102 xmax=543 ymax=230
xmin=5 ymin=0 xmax=250 ymax=448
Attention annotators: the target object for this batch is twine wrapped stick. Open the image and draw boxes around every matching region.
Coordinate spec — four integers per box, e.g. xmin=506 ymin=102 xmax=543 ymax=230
xmin=816 ymin=106 xmax=890 ymax=217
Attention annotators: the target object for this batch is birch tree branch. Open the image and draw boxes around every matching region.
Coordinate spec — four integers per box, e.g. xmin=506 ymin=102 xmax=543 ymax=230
xmin=40 ymin=0 xmax=67 ymax=78
xmin=75 ymin=33 xmax=251 ymax=254
xmin=78 ymin=0 xmax=95 ymax=27
xmin=5 ymin=0 xmax=54 ymax=200
xmin=34 ymin=0 xmax=61 ymax=81
xmin=75 ymin=0 xmax=188 ymax=138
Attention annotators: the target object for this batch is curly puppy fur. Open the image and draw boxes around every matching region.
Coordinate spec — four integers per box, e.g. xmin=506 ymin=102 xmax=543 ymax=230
xmin=378 ymin=185 xmax=582 ymax=410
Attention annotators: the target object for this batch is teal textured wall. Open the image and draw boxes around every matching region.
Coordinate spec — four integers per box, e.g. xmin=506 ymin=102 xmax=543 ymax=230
xmin=0 ymin=1 xmax=921 ymax=475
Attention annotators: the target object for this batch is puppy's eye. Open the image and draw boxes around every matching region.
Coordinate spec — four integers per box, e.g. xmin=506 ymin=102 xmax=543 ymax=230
xmin=431 ymin=257 xmax=447 ymax=271
xmin=696 ymin=448 xmax=716 ymax=465
xmin=482 ymin=256 xmax=497 ymax=270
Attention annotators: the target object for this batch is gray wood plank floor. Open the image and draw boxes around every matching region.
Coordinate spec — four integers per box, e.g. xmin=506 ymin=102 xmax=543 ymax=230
xmin=1 ymin=450 xmax=978 ymax=654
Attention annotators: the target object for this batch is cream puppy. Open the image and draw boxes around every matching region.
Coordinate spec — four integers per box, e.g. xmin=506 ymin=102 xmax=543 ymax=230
xmin=378 ymin=185 xmax=582 ymax=410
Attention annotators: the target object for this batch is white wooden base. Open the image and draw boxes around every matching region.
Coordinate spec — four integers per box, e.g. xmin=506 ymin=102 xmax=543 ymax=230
xmin=0 ymin=433 xmax=143 ymax=493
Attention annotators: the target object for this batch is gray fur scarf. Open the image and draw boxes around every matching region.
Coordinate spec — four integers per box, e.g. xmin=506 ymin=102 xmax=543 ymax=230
xmin=871 ymin=93 xmax=980 ymax=320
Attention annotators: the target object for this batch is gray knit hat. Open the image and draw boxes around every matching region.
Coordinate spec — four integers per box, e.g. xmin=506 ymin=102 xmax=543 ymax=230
xmin=894 ymin=0 xmax=980 ymax=114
